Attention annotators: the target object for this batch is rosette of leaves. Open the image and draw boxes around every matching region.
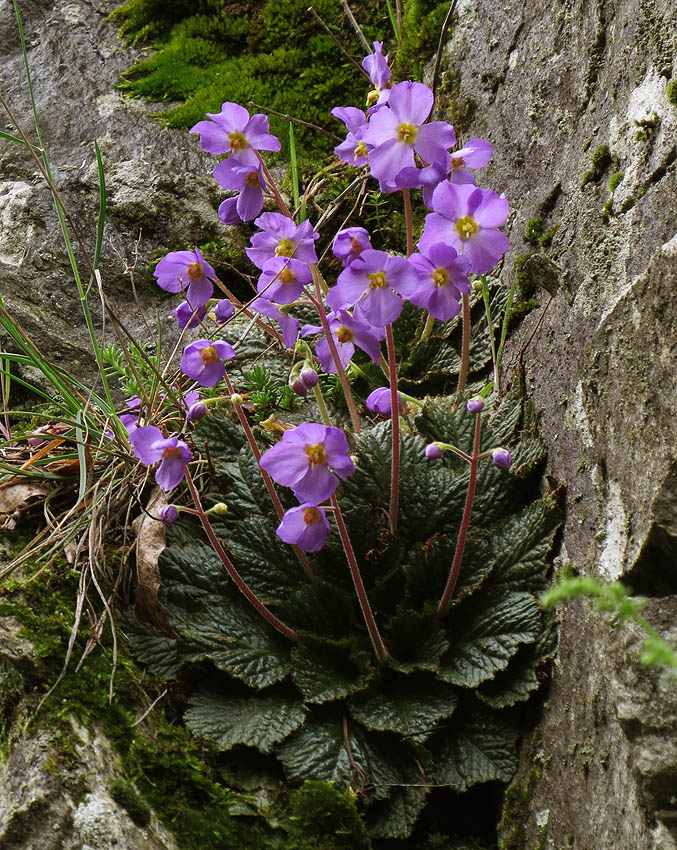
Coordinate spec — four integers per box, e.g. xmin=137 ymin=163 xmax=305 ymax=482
xmin=127 ymin=376 xmax=561 ymax=841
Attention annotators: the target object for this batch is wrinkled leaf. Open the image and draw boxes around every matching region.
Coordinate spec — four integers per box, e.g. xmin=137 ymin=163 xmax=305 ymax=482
xmin=186 ymin=689 xmax=305 ymax=753
xmin=368 ymin=784 xmax=428 ymax=839
xmin=292 ymin=639 xmax=373 ymax=703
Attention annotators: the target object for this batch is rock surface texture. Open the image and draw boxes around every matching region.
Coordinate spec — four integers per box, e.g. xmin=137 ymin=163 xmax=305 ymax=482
xmin=438 ymin=0 xmax=676 ymax=847
xmin=0 ymin=0 xmax=676 ymax=848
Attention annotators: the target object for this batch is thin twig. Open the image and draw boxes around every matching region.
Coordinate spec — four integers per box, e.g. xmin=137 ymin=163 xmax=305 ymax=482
xmin=248 ymin=100 xmax=343 ymax=142
xmin=307 ymin=8 xmax=370 ymax=78
xmin=431 ymin=0 xmax=459 ymax=100
xmin=339 ymin=0 xmax=372 ymax=53
xmin=131 ymin=688 xmax=168 ymax=727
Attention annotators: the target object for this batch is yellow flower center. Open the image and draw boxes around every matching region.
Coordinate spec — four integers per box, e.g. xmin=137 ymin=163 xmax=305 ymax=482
xmin=275 ymin=238 xmax=295 ymax=258
xmin=245 ymin=171 xmax=261 ymax=187
xmin=354 ymin=141 xmax=368 ymax=160
xmin=278 ymin=268 xmax=295 ymax=284
xmin=366 ymin=88 xmax=380 ymax=106
xmin=336 ymin=326 xmax=354 ymax=344
xmin=397 ymin=122 xmax=418 ymax=145
xmin=455 ymin=215 xmax=479 ymax=241
xmin=200 ymin=345 xmax=219 ymax=364
xmin=432 ymin=267 xmax=449 ymax=287
xmin=303 ymin=507 xmax=322 ymax=525
xmin=305 ymin=444 xmax=326 ymax=466
xmin=451 ymin=156 xmax=465 ymax=169
xmin=228 ymin=131 xmax=248 ymax=152
xmin=187 ymin=261 xmax=203 ymax=279
xmin=368 ymin=270 xmax=387 ymax=289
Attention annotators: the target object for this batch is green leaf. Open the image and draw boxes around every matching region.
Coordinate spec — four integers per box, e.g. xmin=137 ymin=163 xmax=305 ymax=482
xmin=192 ymin=410 xmax=246 ymax=472
xmin=122 ymin=615 xmax=182 ymax=680
xmin=185 ymin=689 xmax=305 ymax=753
xmin=182 ymin=602 xmax=292 ymax=689
xmin=432 ymin=703 xmax=519 ymax=790
xmin=350 ymin=674 xmax=458 ymax=739
xmin=161 ymin=524 xmax=231 ymax=601
xmin=368 ymin=784 xmax=428 ymax=839
xmin=277 ymin=580 xmax=357 ymax=638
xmin=386 ymin=611 xmax=449 ymax=672
xmin=487 ymin=385 xmax=523 ymax=445
xmin=439 ymin=591 xmax=541 ymax=688
xmin=488 ymin=495 xmax=562 ymax=592
xmin=292 ymin=639 xmax=374 ymax=703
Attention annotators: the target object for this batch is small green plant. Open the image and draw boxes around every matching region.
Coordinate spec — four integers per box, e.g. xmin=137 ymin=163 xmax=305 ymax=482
xmin=581 ymin=144 xmax=612 ymax=189
xmin=667 ymin=80 xmax=677 ymax=107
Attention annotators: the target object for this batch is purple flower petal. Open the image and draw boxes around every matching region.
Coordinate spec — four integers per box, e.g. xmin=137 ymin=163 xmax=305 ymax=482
xmin=388 ymin=81 xmax=434 ymax=126
xmin=276 ymin=503 xmax=331 ymax=552
xmin=414 ymin=121 xmax=456 ymax=164
xmin=129 ymin=425 xmax=165 ymax=465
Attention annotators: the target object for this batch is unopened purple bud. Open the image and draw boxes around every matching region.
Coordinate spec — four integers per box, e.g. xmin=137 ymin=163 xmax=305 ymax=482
xmin=492 ymin=449 xmax=512 ymax=471
xmin=301 ymin=368 xmax=319 ymax=388
xmin=425 ymin=443 xmax=443 ymax=459
xmin=187 ymin=403 xmax=207 ymax=422
xmin=291 ymin=378 xmax=307 ymax=398
xmin=467 ymin=397 xmax=484 ymax=414
xmin=214 ymin=300 xmax=235 ymax=323
xmin=158 ymin=504 xmax=179 ymax=524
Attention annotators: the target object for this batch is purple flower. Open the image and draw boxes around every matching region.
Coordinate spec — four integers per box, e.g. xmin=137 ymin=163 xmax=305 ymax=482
xmin=154 ymin=247 xmax=216 ymax=308
xmin=158 ymin=504 xmax=179 ymax=524
xmin=214 ymin=158 xmax=266 ymax=221
xmin=327 ymin=249 xmax=420 ymax=327
xmin=365 ymin=386 xmax=404 ymax=415
xmin=257 ymin=257 xmax=311 ymax=305
xmin=408 ymin=242 xmax=470 ymax=321
xmin=174 ymin=300 xmax=208 ymax=329
xmin=362 ymin=42 xmax=391 ymax=88
xmin=420 ymin=182 xmax=510 ymax=275
xmin=425 ymin=443 xmax=443 ymax=459
xmin=218 ymin=197 xmax=240 ymax=226
xmin=181 ymin=339 xmax=236 ymax=387
xmin=259 ymin=422 xmax=354 ymax=503
xmin=119 ymin=396 xmax=142 ymax=435
xmin=301 ymin=368 xmax=319 ymax=388
xmin=492 ymin=449 xmax=512 ymax=471
xmin=129 ymin=426 xmax=192 ymax=492
xmin=466 ymin=397 xmax=484 ymax=414
xmin=214 ymin=300 xmax=235 ymax=323
xmin=362 ymin=81 xmax=456 ymax=184
xmin=302 ymin=310 xmax=383 ymax=373
xmin=448 ymin=138 xmax=494 ymax=184
xmin=395 ymin=159 xmax=448 ymax=208
xmin=332 ymin=107 xmax=370 ymax=166
xmin=332 ymin=227 xmax=372 ymax=267
xmin=190 ymin=102 xmax=281 ymax=164
xmin=187 ymin=402 xmax=207 ymax=422
xmin=246 ymin=213 xmax=318 ymax=269
xmin=249 ymin=298 xmax=299 ymax=349
xmin=276 ymin=503 xmax=331 ymax=552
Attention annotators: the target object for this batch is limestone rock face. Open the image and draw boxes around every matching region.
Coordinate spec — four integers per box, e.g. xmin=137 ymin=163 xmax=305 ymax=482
xmin=437 ymin=0 xmax=676 ymax=846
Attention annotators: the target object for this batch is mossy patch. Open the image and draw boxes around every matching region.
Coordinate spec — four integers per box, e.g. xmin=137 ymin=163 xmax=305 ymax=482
xmin=580 ymin=144 xmax=612 ymax=189
xmin=667 ymin=81 xmax=677 ymax=107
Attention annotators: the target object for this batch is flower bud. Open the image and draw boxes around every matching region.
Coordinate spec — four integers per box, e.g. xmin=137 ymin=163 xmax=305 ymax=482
xmin=301 ymin=368 xmax=319 ymax=388
xmin=209 ymin=502 xmax=229 ymax=515
xmin=291 ymin=378 xmax=307 ymax=398
xmin=466 ymin=397 xmax=484 ymax=414
xmin=214 ymin=299 xmax=235 ymax=323
xmin=187 ymin=402 xmax=207 ymax=422
xmin=230 ymin=393 xmax=244 ymax=406
xmin=492 ymin=448 xmax=512 ymax=471
xmin=425 ymin=443 xmax=443 ymax=459
xmin=158 ymin=504 xmax=179 ymax=524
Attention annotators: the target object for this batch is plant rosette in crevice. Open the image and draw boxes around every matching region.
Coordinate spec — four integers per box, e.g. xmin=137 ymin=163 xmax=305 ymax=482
xmin=126 ymin=379 xmax=561 ymax=840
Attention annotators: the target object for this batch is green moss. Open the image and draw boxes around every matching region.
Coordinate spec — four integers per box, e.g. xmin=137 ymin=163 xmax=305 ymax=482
xmin=607 ymin=172 xmax=624 ymax=192
xmin=287 ymin=781 xmax=371 ymax=850
xmin=538 ymin=224 xmax=559 ymax=248
xmin=110 ymin=779 xmax=152 ymax=827
xmin=435 ymin=69 xmax=478 ymax=133
xmin=498 ymin=729 xmax=545 ymax=850
xmin=580 ymin=144 xmax=612 ymax=189
xmin=667 ymin=81 xmax=677 ymax=107
xmin=395 ymin=0 xmax=452 ymax=80
xmin=633 ymin=112 xmax=659 ymax=144
xmin=524 ymin=217 xmax=544 ymax=245
xmin=112 ymin=0 xmax=390 ymax=157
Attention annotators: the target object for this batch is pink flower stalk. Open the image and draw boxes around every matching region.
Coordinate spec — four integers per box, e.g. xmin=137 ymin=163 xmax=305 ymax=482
xmin=129 ymin=426 xmax=192 ymax=491
xmin=420 ymin=182 xmax=510 ymax=275
xmin=276 ymin=503 xmax=331 ymax=552
xmin=259 ymin=422 xmax=354 ymax=504
xmin=190 ymin=102 xmax=281 ymax=165
xmin=246 ymin=212 xmax=318 ymax=270
xmin=362 ymin=81 xmax=456 ymax=185
xmin=154 ymin=247 xmax=216 ymax=308
xmin=181 ymin=339 xmax=236 ymax=387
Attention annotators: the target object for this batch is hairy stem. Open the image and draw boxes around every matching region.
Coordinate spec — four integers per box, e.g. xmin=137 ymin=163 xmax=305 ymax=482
xmin=437 ymin=410 xmax=482 ymax=616
xmin=385 ymin=325 xmax=400 ymax=534
xmin=185 ymin=468 xmax=300 ymax=643
xmin=331 ymin=494 xmax=388 ymax=664
xmin=457 ymin=292 xmax=471 ymax=394
xmin=402 ymin=188 xmax=414 ymax=257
